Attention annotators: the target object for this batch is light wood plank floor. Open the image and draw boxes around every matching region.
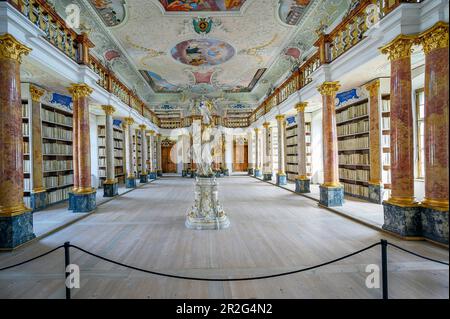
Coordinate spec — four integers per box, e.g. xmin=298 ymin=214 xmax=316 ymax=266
xmin=0 ymin=176 xmax=448 ymax=299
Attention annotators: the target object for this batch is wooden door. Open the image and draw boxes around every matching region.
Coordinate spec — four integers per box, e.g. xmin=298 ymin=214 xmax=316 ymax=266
xmin=233 ymin=137 xmax=248 ymax=172
xmin=162 ymin=145 xmax=177 ymax=173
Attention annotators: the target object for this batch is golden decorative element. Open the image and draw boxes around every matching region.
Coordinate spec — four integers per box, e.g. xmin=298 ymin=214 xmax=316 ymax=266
xmin=156 ymin=133 xmax=162 ymax=137
xmin=124 ymin=117 xmax=134 ymax=125
xmin=74 ymin=187 xmax=96 ymax=195
xmin=68 ymin=83 xmax=93 ymax=100
xmin=277 ymin=171 xmax=286 ymax=176
xmin=0 ymin=34 xmax=31 ymax=63
xmin=147 ymin=130 xmax=155 ymax=136
xmin=295 ymin=102 xmax=308 ymax=112
xmin=421 ymin=198 xmax=449 ymax=212
xmin=317 ymin=81 xmax=341 ymax=96
xmin=368 ymin=180 xmax=383 ymax=186
xmin=101 ymin=105 xmax=115 ymax=115
xmin=262 ymin=122 xmax=270 ymax=128
xmin=32 ymin=187 xmax=46 ymax=194
xmin=365 ymin=80 xmax=380 ymax=96
xmin=240 ymin=34 xmax=278 ymax=65
xmin=275 ymin=114 xmax=285 ymax=121
xmin=254 ymin=128 xmax=260 ymax=133
xmin=321 ymin=182 xmax=343 ymax=188
xmin=418 ymin=22 xmax=449 ymax=55
xmin=297 ymin=175 xmax=309 ymax=181
xmin=29 ymin=85 xmax=45 ymax=102
xmin=104 ymin=179 xmax=117 ymax=185
xmin=127 ymin=174 xmax=135 ymax=179
xmin=0 ymin=203 xmax=31 ymax=217
xmin=379 ymin=34 xmax=416 ymax=61
xmin=139 ymin=124 xmax=147 ymax=130
xmin=385 ymin=196 xmax=418 ymax=207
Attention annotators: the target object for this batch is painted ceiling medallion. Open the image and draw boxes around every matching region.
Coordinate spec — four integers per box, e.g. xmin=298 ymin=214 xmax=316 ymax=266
xmin=89 ymin=0 xmax=126 ymax=27
xmin=171 ymin=39 xmax=235 ymax=67
xmin=193 ymin=17 xmax=213 ymax=34
xmin=279 ymin=0 xmax=312 ymax=26
xmin=159 ymin=0 xmax=247 ymax=12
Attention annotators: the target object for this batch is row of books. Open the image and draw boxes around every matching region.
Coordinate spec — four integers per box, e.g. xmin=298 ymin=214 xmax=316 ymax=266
xmin=22 ymin=103 xmax=29 ymax=117
xmin=99 ymin=148 xmax=124 ymax=158
xmin=98 ymin=158 xmax=123 ymax=167
xmin=337 ymin=120 xmax=369 ymax=137
xmin=382 ymin=153 xmax=390 ymax=166
xmin=43 ymin=174 xmax=74 ymax=188
xmin=23 ymin=141 xmax=29 ymax=154
xmin=24 ymin=178 xmax=30 ymax=191
xmin=42 ymin=108 xmax=73 ymax=127
xmin=382 ymin=117 xmax=390 ymax=130
xmin=286 ymin=145 xmax=312 ymax=155
xmin=343 ymin=183 xmax=369 ymax=198
xmin=24 ymin=160 xmax=30 ymax=173
xmin=99 ymin=167 xmax=126 ymax=178
xmin=47 ymin=186 xmax=72 ymax=204
xmin=42 ymin=125 xmax=72 ymax=141
xmin=285 ymin=126 xmax=311 ymax=138
xmin=22 ymin=122 xmax=29 ymax=136
xmin=43 ymin=160 xmax=73 ymax=172
xmin=382 ymin=99 xmax=390 ymax=112
xmin=114 ymin=140 xmax=124 ymax=149
xmin=286 ymin=164 xmax=312 ymax=174
xmin=336 ymin=102 xmax=368 ymax=123
xmin=286 ymin=155 xmax=312 ymax=164
xmin=339 ymin=168 xmax=369 ymax=182
xmin=383 ymin=170 xmax=391 ymax=184
xmin=382 ymin=135 xmax=390 ymax=148
xmin=338 ymin=136 xmax=369 ymax=151
xmin=43 ymin=142 xmax=72 ymax=155
xmin=339 ymin=153 xmax=370 ymax=165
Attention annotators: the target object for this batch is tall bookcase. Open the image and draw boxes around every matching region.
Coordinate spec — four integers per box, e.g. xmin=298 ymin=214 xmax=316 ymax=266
xmin=336 ymin=99 xmax=370 ymax=200
xmin=22 ymin=100 xmax=31 ymax=208
xmin=381 ymin=95 xmax=391 ymax=200
xmin=285 ymin=119 xmax=312 ymax=182
xmin=41 ymin=103 xmax=74 ymax=205
xmin=97 ymin=124 xmax=125 ymax=187
xmin=133 ymin=130 xmax=142 ymax=177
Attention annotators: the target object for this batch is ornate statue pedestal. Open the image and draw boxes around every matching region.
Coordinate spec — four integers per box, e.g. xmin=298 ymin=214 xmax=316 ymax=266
xmin=186 ymin=177 xmax=230 ymax=230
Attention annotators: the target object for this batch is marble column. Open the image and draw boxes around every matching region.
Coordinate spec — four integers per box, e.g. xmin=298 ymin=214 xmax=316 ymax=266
xmin=365 ymin=80 xmax=384 ymax=204
xmin=263 ymin=122 xmax=273 ymax=181
xmin=68 ymin=83 xmax=96 ymax=213
xmin=29 ymin=85 xmax=47 ymax=210
xmin=276 ymin=115 xmax=287 ymax=185
xmin=101 ymin=105 xmax=118 ymax=197
xmin=0 ymin=34 xmax=35 ymax=249
xmin=148 ymin=130 xmax=157 ymax=180
xmin=253 ymin=128 xmax=262 ymax=177
xmin=318 ymin=82 xmax=344 ymax=207
xmin=222 ymin=132 xmax=230 ymax=176
xmin=156 ymin=133 xmax=162 ymax=176
xmin=419 ymin=22 xmax=449 ymax=244
xmin=295 ymin=102 xmax=310 ymax=193
xmin=247 ymin=129 xmax=254 ymax=175
xmin=380 ymin=35 xmax=420 ymax=236
xmin=133 ymin=129 xmax=139 ymax=178
xmin=139 ymin=125 xmax=148 ymax=183
xmin=124 ymin=117 xmax=136 ymax=188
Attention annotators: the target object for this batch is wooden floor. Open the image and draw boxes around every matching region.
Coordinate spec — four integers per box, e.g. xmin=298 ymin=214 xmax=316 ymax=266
xmin=0 ymin=176 xmax=448 ymax=299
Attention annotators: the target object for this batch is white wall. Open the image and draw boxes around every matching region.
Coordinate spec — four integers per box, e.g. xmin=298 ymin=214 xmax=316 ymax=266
xmin=310 ymin=109 xmax=324 ymax=184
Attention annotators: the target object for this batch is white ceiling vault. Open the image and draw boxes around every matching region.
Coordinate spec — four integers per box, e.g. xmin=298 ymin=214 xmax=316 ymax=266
xmin=49 ymin=0 xmax=351 ymax=114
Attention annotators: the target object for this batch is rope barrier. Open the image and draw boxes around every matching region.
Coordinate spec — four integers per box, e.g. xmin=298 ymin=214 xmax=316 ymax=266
xmin=387 ymin=242 xmax=449 ymax=266
xmin=0 ymin=244 xmax=64 ymax=272
xmin=68 ymin=242 xmax=381 ymax=282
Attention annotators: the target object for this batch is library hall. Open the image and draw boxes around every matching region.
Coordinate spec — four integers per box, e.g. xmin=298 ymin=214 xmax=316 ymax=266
xmin=0 ymin=0 xmax=448 ymax=301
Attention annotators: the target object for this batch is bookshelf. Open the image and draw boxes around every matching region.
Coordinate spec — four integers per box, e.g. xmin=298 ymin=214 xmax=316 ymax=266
xmin=285 ymin=119 xmax=312 ymax=182
xmin=22 ymin=100 xmax=31 ymax=208
xmin=336 ymin=99 xmax=370 ymax=200
xmin=133 ymin=130 xmax=142 ymax=176
xmin=97 ymin=124 xmax=125 ymax=187
xmin=41 ymin=103 xmax=74 ymax=205
xmin=381 ymin=95 xmax=391 ymax=200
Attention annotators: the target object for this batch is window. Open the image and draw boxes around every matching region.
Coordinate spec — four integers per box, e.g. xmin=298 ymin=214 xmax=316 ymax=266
xmin=415 ymin=89 xmax=425 ymax=179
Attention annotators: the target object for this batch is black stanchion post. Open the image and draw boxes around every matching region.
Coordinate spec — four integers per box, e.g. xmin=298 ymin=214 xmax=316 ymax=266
xmin=381 ymin=239 xmax=388 ymax=300
xmin=64 ymin=241 xmax=71 ymax=300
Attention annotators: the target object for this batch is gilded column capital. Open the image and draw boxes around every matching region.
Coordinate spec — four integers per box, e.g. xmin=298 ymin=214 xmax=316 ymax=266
xmin=148 ymin=130 xmax=155 ymax=136
xmin=317 ymin=82 xmax=341 ymax=96
xmin=101 ymin=105 xmax=115 ymax=115
xmin=418 ymin=22 xmax=449 ymax=55
xmin=68 ymin=83 xmax=93 ymax=100
xmin=254 ymin=128 xmax=260 ymax=133
xmin=0 ymin=33 xmax=31 ymax=63
xmin=139 ymin=124 xmax=147 ymax=130
xmin=30 ymin=85 xmax=45 ymax=102
xmin=365 ymin=80 xmax=380 ymax=96
xmin=262 ymin=122 xmax=270 ymax=128
xmin=295 ymin=102 xmax=308 ymax=113
xmin=275 ymin=114 xmax=285 ymax=121
xmin=123 ymin=117 xmax=134 ymax=125
xmin=380 ymin=34 xmax=416 ymax=61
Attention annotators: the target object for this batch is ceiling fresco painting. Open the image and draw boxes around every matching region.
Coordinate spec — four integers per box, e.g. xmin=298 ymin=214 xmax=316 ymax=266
xmin=140 ymin=70 xmax=183 ymax=93
xmin=279 ymin=0 xmax=312 ymax=25
xmin=159 ymin=0 xmax=247 ymax=12
xmin=89 ymin=0 xmax=127 ymax=27
xmin=225 ymin=68 xmax=266 ymax=93
xmin=171 ymin=39 xmax=236 ymax=67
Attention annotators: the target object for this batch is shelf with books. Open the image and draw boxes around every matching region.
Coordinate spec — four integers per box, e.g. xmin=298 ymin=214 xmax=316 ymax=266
xmin=132 ymin=130 xmax=142 ymax=177
xmin=22 ymin=100 xmax=30 ymax=206
xmin=336 ymin=98 xmax=370 ymax=200
xmin=284 ymin=120 xmax=312 ymax=182
xmin=381 ymin=95 xmax=391 ymax=198
xmin=97 ymin=124 xmax=125 ymax=186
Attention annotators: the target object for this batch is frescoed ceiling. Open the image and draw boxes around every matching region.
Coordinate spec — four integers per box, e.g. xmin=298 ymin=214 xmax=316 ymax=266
xmin=50 ymin=0 xmax=351 ymax=112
